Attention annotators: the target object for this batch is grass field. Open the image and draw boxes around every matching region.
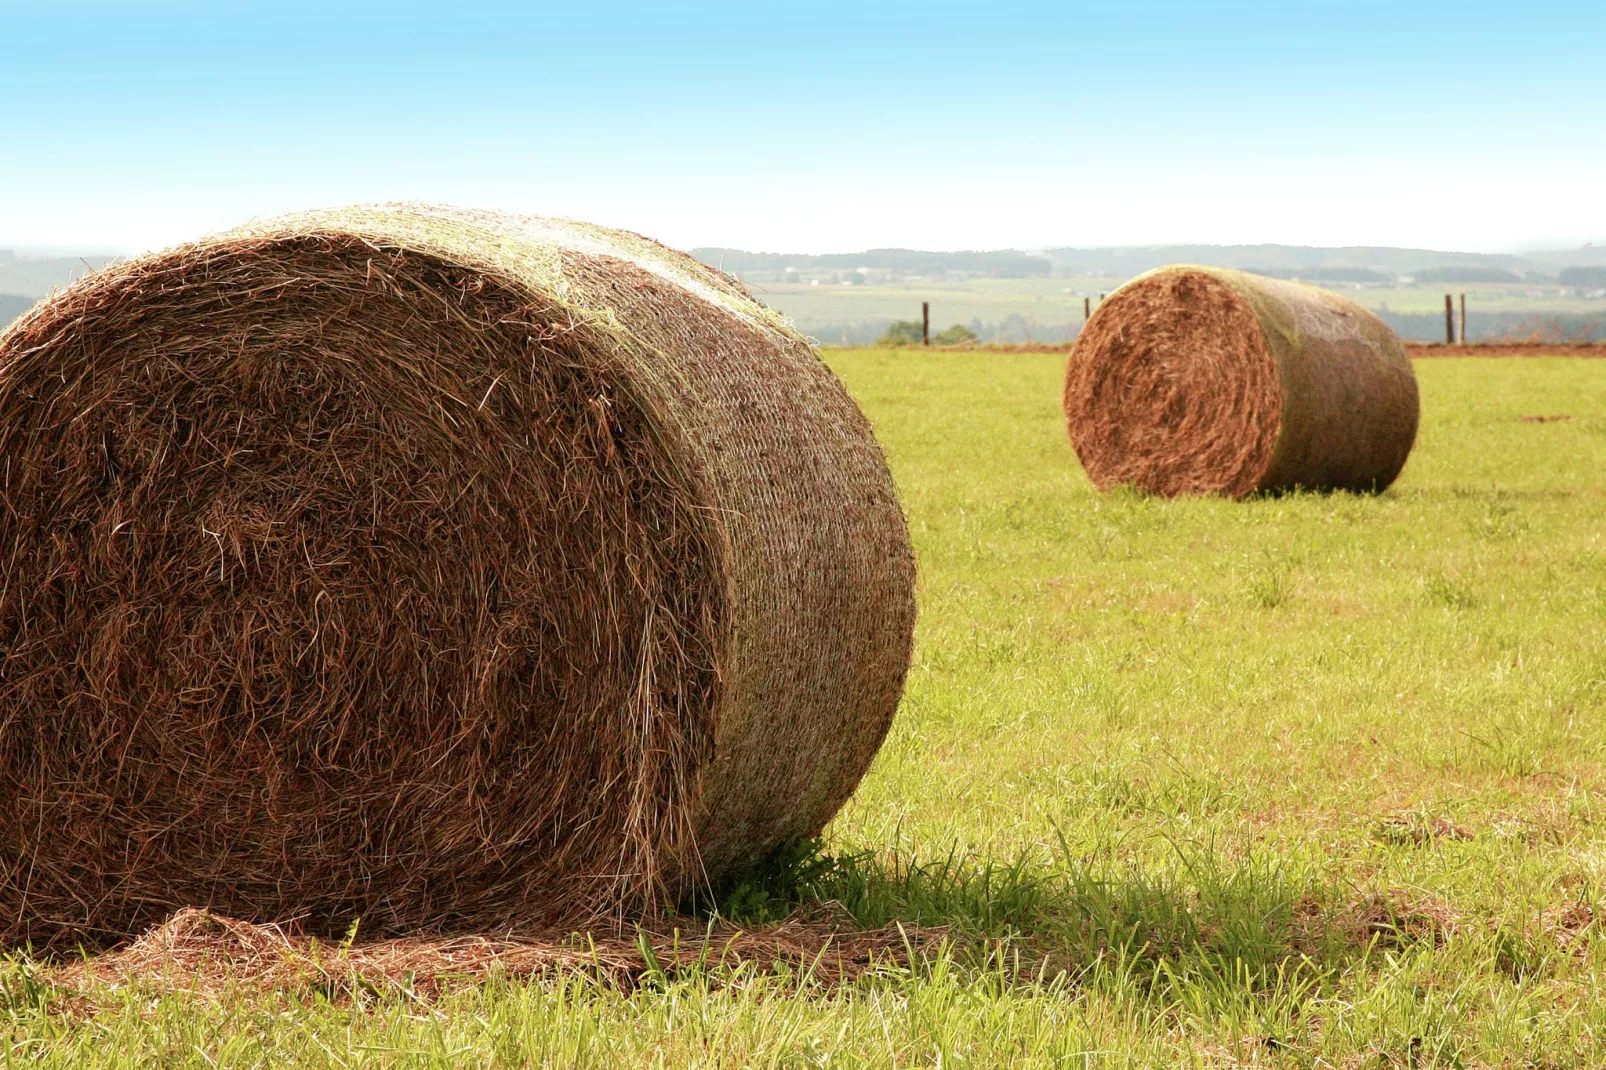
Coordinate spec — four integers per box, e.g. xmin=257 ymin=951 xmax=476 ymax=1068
xmin=7 ymin=354 xmax=1606 ymax=1066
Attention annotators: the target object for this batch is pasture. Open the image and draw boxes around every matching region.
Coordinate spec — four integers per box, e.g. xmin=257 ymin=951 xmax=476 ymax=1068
xmin=749 ymin=279 xmax=1605 ymax=344
xmin=5 ymin=354 xmax=1606 ymax=1066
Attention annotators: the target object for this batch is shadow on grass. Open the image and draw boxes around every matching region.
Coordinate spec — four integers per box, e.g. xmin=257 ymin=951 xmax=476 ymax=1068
xmin=696 ymin=833 xmax=1448 ymax=992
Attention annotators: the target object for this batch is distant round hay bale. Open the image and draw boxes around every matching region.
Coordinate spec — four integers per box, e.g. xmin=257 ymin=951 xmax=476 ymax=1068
xmin=1064 ymin=266 xmax=1419 ymax=497
xmin=0 ymin=204 xmax=915 ymax=947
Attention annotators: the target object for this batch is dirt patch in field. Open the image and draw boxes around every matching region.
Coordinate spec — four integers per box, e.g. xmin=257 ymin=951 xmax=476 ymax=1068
xmin=1537 ymin=903 xmax=1598 ymax=952
xmin=1371 ymin=813 xmax=1475 ymax=846
xmin=1293 ymin=891 xmax=1464 ymax=954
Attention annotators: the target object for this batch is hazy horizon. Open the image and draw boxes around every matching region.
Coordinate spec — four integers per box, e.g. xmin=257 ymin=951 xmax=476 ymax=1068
xmin=4 ymin=236 xmax=1604 ymax=263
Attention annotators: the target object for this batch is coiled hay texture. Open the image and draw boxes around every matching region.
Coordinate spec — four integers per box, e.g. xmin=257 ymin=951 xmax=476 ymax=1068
xmin=0 ymin=205 xmax=915 ymax=948
xmin=1064 ymin=266 xmax=1419 ymax=497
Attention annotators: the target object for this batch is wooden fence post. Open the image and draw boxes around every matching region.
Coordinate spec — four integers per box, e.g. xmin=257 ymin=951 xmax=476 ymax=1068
xmin=922 ymin=302 xmax=930 ymax=346
xmin=1459 ymin=293 xmax=1467 ymax=345
xmin=1445 ymin=294 xmax=1455 ymax=344
xmin=1084 ymin=296 xmax=1091 ymax=321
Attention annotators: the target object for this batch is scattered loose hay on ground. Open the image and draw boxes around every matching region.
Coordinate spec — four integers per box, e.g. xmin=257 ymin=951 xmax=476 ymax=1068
xmin=44 ymin=907 xmax=944 ymax=1004
xmin=0 ymin=204 xmax=916 ymax=950
xmin=1064 ymin=266 xmax=1420 ymax=497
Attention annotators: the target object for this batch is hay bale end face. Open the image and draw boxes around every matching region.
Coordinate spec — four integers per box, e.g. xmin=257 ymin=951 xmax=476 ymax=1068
xmin=1064 ymin=266 xmax=1420 ymax=497
xmin=0 ymin=205 xmax=915 ymax=947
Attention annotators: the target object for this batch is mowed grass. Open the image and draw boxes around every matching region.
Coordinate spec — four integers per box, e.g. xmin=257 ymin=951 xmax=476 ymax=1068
xmin=7 ymin=355 xmax=1606 ymax=1066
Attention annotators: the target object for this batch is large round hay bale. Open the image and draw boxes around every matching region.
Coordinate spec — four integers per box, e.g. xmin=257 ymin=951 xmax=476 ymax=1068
xmin=1064 ymin=266 xmax=1419 ymax=497
xmin=0 ymin=204 xmax=915 ymax=947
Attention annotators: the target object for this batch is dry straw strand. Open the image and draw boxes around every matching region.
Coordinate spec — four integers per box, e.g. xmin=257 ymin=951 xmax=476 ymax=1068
xmin=0 ymin=203 xmax=916 ymax=949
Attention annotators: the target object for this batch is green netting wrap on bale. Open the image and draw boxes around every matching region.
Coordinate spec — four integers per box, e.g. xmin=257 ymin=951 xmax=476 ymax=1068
xmin=1064 ymin=266 xmax=1420 ymax=497
xmin=0 ymin=204 xmax=916 ymax=948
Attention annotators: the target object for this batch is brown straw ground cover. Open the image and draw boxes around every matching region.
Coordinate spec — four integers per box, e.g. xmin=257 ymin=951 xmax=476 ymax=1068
xmin=45 ymin=907 xmax=944 ymax=1005
xmin=0 ymin=205 xmax=914 ymax=950
xmin=6 ymin=352 xmax=1606 ymax=1065
xmin=1064 ymin=266 xmax=1420 ymax=497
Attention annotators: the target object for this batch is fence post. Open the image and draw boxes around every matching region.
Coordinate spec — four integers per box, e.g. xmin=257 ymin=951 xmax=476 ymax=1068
xmin=1084 ymin=296 xmax=1091 ymax=321
xmin=1445 ymin=294 xmax=1455 ymax=344
xmin=922 ymin=302 xmax=930 ymax=346
xmin=1459 ymin=293 xmax=1467 ymax=345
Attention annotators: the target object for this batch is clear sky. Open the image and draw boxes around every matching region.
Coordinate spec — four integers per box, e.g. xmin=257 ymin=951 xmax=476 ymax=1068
xmin=2 ymin=1 xmax=1603 ymax=254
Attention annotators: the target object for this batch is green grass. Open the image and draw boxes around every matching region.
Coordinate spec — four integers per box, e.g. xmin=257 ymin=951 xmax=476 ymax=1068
xmin=9 ymin=355 xmax=1606 ymax=1066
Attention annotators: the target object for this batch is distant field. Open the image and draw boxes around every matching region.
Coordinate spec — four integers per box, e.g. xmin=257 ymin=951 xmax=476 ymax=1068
xmin=751 ymin=279 xmax=1605 ymax=344
xmin=4 ymin=279 xmax=1599 ymax=344
xmin=8 ymin=354 xmax=1606 ymax=1065
xmin=5 ymin=262 xmax=1601 ymax=344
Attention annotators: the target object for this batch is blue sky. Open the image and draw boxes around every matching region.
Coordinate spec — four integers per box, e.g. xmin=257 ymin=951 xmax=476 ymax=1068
xmin=2 ymin=1 xmax=1603 ymax=253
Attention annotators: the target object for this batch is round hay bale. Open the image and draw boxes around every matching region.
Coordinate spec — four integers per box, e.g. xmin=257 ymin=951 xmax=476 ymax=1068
xmin=1064 ymin=266 xmax=1419 ymax=497
xmin=0 ymin=204 xmax=915 ymax=947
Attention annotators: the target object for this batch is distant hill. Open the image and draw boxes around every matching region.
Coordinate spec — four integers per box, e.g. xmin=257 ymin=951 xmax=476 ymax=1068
xmin=4 ymin=242 xmax=1603 ymax=294
xmin=1254 ymin=266 xmax=1393 ymax=284
xmin=1414 ymin=265 xmax=1524 ymax=284
xmin=1037 ymin=243 xmax=1544 ymax=279
xmin=0 ymin=293 xmax=34 ymax=325
xmin=693 ymin=247 xmax=1052 ymax=278
xmin=1525 ymin=244 xmax=1606 ymax=269
xmin=0 ymin=251 xmax=118 ymax=332
xmin=0 ymin=252 xmax=117 ymax=299
xmin=5 ymin=240 xmax=1605 ymax=339
xmin=692 ymin=242 xmax=1606 ymax=284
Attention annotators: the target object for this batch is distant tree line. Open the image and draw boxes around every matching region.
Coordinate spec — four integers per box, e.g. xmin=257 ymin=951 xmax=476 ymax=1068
xmin=696 ymin=248 xmax=1052 ymax=278
xmin=1413 ymin=266 xmax=1524 ymax=284
xmin=877 ymin=321 xmax=979 ymax=346
xmin=1560 ymin=266 xmax=1606 ymax=289
xmin=1252 ymin=266 xmax=1393 ymax=283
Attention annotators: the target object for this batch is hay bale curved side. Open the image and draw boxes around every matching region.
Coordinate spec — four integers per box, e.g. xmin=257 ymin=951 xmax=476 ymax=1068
xmin=1064 ymin=266 xmax=1419 ymax=497
xmin=0 ymin=204 xmax=915 ymax=946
